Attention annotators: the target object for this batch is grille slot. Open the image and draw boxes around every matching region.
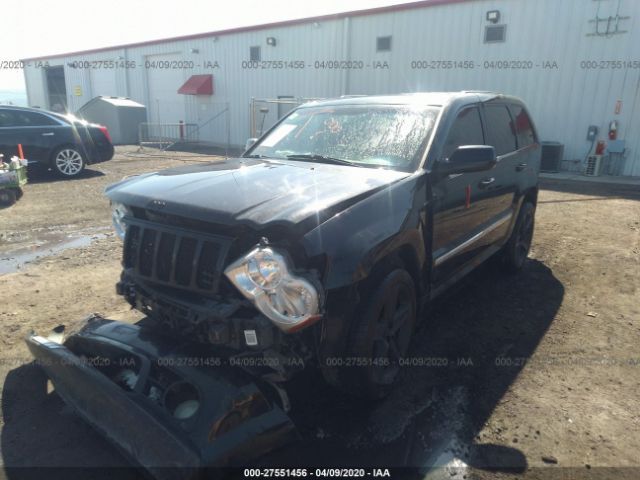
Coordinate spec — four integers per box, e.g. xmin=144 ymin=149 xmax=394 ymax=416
xmin=123 ymin=218 xmax=231 ymax=294
xmin=156 ymin=233 xmax=176 ymax=281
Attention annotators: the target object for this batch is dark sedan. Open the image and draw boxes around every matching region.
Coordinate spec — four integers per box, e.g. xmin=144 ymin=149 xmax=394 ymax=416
xmin=0 ymin=106 xmax=114 ymax=177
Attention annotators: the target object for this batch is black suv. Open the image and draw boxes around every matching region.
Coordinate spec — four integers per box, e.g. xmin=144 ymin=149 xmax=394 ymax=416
xmin=0 ymin=106 xmax=114 ymax=177
xmin=27 ymin=92 xmax=539 ymax=468
xmin=109 ymin=91 xmax=539 ymax=391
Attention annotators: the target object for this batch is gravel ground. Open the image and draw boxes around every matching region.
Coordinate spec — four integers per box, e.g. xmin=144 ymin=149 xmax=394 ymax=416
xmin=0 ymin=147 xmax=638 ymax=479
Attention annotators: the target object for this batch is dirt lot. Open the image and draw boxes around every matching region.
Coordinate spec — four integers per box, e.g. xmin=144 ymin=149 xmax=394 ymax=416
xmin=0 ymin=147 xmax=639 ymax=479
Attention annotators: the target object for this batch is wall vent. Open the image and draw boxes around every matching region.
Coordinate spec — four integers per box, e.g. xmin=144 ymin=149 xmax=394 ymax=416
xmin=376 ymin=36 xmax=392 ymax=51
xmin=484 ymin=25 xmax=506 ymax=43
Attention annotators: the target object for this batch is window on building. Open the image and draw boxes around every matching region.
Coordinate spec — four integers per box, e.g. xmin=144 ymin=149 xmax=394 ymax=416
xmin=250 ymin=46 xmax=261 ymax=62
xmin=484 ymin=24 xmax=506 ymax=43
xmin=510 ymin=105 xmax=536 ymax=148
xmin=484 ymin=105 xmax=517 ymax=156
xmin=443 ymin=106 xmax=484 ymax=159
xmin=376 ymin=36 xmax=392 ymax=52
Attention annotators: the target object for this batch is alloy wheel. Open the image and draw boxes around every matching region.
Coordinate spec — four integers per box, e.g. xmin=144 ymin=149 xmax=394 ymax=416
xmin=371 ymin=281 xmax=414 ymax=385
xmin=55 ymin=149 xmax=83 ymax=176
xmin=514 ymin=209 xmax=534 ymax=265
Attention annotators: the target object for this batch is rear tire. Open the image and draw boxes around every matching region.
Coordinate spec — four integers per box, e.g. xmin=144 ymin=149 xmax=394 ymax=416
xmin=340 ymin=266 xmax=417 ymax=399
xmin=0 ymin=189 xmax=17 ymax=206
xmin=502 ymin=202 xmax=535 ymax=272
xmin=51 ymin=146 xmax=85 ymax=178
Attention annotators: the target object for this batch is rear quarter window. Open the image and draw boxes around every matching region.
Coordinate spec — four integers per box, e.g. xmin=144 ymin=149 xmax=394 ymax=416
xmin=510 ymin=104 xmax=536 ymax=148
xmin=484 ymin=105 xmax=517 ymax=156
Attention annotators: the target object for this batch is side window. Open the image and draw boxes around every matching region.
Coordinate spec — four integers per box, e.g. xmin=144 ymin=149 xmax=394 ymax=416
xmin=250 ymin=46 xmax=261 ymax=62
xmin=13 ymin=111 xmax=59 ymax=127
xmin=484 ymin=105 xmax=517 ymax=156
xmin=0 ymin=110 xmax=17 ymax=127
xmin=511 ymin=104 xmax=535 ymax=148
xmin=443 ymin=106 xmax=484 ymax=159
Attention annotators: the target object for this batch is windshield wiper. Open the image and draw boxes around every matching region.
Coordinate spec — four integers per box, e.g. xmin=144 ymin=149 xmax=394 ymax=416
xmin=244 ymin=154 xmax=269 ymax=158
xmin=285 ymin=154 xmax=362 ymax=167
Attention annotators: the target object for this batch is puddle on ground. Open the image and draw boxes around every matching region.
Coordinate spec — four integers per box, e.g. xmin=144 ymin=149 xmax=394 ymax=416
xmin=0 ymin=228 xmax=110 ymax=275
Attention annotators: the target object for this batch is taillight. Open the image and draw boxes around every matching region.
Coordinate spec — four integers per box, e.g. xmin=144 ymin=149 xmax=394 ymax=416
xmin=98 ymin=125 xmax=112 ymax=144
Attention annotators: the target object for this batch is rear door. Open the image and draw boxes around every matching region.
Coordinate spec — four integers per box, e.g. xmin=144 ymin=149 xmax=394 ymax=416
xmin=479 ymin=102 xmax=520 ymax=239
xmin=4 ymin=109 xmax=66 ymax=162
xmin=507 ymin=103 xmax=540 ymax=195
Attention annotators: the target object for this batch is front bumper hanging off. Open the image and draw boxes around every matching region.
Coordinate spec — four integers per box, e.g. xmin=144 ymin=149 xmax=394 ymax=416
xmin=25 ymin=315 xmax=297 ymax=479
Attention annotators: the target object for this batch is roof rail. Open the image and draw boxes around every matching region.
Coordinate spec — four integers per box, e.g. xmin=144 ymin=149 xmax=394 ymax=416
xmin=461 ymin=90 xmax=498 ymax=94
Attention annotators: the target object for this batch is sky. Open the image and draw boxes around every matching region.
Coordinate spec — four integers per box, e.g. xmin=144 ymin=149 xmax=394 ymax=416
xmin=0 ymin=0 xmax=412 ymax=92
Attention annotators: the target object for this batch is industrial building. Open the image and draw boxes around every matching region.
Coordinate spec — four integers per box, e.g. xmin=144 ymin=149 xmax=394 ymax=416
xmin=21 ymin=0 xmax=640 ymax=176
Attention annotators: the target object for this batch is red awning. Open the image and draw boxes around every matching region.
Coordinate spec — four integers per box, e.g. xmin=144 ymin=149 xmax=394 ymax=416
xmin=177 ymin=74 xmax=213 ymax=95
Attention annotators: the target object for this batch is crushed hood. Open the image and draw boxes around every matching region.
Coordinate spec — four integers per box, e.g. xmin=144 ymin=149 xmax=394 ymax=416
xmin=106 ymin=157 xmax=409 ymax=231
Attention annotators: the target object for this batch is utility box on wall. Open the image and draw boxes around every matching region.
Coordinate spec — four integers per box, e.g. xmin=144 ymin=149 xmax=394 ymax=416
xmin=77 ymin=96 xmax=147 ymax=145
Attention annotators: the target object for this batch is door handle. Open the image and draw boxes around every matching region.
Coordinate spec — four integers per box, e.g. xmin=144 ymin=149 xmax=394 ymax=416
xmin=479 ymin=177 xmax=495 ymax=188
xmin=516 ymin=162 xmax=527 ymax=172
xmin=41 ymin=132 xmax=54 ymax=136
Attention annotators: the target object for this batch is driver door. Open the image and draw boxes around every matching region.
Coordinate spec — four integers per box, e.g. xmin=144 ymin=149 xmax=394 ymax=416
xmin=431 ymin=105 xmax=500 ymax=283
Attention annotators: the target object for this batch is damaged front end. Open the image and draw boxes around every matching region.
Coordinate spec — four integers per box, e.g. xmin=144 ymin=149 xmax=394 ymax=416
xmin=26 ymin=314 xmax=297 ymax=479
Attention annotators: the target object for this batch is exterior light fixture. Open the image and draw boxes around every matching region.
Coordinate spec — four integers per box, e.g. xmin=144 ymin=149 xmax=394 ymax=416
xmin=190 ymin=48 xmax=200 ymax=54
xmin=486 ymin=10 xmax=500 ymax=23
xmin=266 ymin=37 xmax=277 ymax=46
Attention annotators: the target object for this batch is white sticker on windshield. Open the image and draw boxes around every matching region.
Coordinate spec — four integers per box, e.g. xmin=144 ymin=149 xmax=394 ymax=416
xmin=260 ymin=124 xmax=297 ymax=147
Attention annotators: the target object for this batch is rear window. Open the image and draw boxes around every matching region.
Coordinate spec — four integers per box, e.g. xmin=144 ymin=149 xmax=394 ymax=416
xmin=511 ymin=105 xmax=536 ymax=148
xmin=484 ymin=105 xmax=517 ymax=156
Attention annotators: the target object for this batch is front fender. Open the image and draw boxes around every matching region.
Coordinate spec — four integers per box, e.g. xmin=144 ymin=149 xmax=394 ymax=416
xmin=303 ymin=174 xmax=428 ymax=290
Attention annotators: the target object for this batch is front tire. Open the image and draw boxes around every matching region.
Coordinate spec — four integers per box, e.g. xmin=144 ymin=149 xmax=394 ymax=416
xmin=342 ymin=267 xmax=417 ymax=399
xmin=502 ymin=202 xmax=535 ymax=272
xmin=52 ymin=146 xmax=85 ymax=177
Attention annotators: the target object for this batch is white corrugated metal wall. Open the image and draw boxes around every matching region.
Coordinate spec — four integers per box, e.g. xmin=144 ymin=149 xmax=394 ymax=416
xmin=22 ymin=0 xmax=640 ymax=176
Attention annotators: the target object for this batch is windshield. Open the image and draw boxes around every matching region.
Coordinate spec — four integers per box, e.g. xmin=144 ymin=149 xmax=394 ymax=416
xmin=247 ymin=104 xmax=440 ymax=172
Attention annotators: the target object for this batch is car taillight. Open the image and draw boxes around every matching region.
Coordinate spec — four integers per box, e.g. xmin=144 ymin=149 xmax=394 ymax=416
xmin=98 ymin=125 xmax=112 ymax=144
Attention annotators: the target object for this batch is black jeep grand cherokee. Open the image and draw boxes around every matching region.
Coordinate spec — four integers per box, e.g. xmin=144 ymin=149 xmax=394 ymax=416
xmin=108 ymin=91 xmax=539 ymax=392
xmin=27 ymin=92 xmax=539 ymax=469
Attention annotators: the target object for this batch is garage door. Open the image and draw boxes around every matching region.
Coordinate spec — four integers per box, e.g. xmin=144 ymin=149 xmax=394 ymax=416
xmin=91 ymin=69 xmax=117 ymax=98
xmin=145 ymin=53 xmax=186 ymax=125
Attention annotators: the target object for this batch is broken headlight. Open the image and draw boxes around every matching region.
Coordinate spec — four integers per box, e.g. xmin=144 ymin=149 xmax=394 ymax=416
xmin=111 ymin=202 xmax=130 ymax=240
xmin=224 ymin=246 xmax=321 ymax=333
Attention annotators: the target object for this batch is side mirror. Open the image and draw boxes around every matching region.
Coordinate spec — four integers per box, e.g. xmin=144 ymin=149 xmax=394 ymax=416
xmin=438 ymin=145 xmax=497 ymax=175
xmin=244 ymin=138 xmax=258 ymax=151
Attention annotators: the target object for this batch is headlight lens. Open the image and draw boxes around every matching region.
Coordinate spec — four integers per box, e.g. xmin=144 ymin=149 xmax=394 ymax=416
xmin=111 ymin=202 xmax=130 ymax=240
xmin=224 ymin=246 xmax=321 ymax=332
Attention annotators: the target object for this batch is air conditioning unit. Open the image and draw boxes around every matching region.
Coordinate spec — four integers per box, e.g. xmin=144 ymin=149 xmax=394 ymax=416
xmin=584 ymin=155 xmax=603 ymax=176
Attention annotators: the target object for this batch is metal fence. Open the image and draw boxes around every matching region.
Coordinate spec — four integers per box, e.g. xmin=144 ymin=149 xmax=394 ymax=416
xmin=138 ymin=122 xmax=198 ymax=149
xmin=139 ymin=100 xmax=232 ymax=155
xmin=249 ymin=97 xmax=321 ymax=138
